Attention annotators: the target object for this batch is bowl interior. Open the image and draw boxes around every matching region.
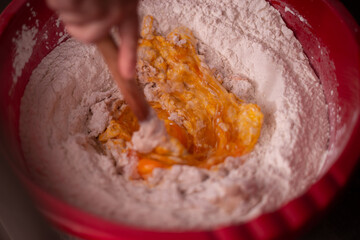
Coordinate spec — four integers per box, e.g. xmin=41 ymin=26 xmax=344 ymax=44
xmin=0 ymin=0 xmax=359 ymax=239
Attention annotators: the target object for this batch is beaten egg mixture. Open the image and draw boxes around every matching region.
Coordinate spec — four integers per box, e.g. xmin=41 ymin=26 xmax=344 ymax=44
xmin=98 ymin=16 xmax=264 ymax=178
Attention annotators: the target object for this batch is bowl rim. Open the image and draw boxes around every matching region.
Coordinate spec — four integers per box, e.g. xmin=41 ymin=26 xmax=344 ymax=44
xmin=1 ymin=0 xmax=360 ymax=239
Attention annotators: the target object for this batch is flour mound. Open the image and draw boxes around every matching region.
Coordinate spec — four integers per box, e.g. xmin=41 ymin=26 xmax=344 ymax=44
xmin=20 ymin=0 xmax=328 ymax=230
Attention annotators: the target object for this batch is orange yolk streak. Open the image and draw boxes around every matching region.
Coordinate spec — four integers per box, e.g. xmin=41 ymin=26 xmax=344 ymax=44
xmin=99 ymin=16 xmax=264 ymax=179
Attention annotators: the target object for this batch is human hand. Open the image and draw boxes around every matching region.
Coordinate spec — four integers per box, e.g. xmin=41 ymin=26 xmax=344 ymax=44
xmin=46 ymin=0 xmax=139 ymax=79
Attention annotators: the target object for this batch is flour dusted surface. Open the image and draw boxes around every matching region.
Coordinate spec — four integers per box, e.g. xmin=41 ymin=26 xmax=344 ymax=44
xmin=20 ymin=0 xmax=329 ymax=230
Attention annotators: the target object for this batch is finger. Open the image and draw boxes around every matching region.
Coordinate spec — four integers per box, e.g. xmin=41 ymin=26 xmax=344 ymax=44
xmin=46 ymin=0 xmax=82 ymax=12
xmin=64 ymin=8 xmax=123 ymax=43
xmin=118 ymin=12 xmax=139 ymax=80
xmin=55 ymin=0 xmax=109 ymax=25
xmin=66 ymin=21 xmax=112 ymax=43
xmin=59 ymin=12 xmax=91 ymax=25
xmin=59 ymin=9 xmax=104 ymax=25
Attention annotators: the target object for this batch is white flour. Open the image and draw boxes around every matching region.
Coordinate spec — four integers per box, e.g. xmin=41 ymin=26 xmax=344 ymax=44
xmin=20 ymin=0 xmax=329 ymax=230
xmin=131 ymin=109 xmax=176 ymax=154
xmin=11 ymin=24 xmax=38 ymax=94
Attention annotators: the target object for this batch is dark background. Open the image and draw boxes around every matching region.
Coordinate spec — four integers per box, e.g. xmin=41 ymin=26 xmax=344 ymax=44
xmin=0 ymin=0 xmax=359 ymax=239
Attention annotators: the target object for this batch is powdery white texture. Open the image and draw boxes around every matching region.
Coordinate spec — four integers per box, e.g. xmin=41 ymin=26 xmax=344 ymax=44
xmin=11 ymin=24 xmax=38 ymax=94
xmin=131 ymin=109 xmax=169 ymax=153
xmin=131 ymin=109 xmax=187 ymax=157
xmin=20 ymin=0 xmax=329 ymax=230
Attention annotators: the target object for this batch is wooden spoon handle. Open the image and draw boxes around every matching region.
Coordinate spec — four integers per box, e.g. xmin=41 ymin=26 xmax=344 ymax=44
xmin=96 ymin=34 xmax=150 ymax=121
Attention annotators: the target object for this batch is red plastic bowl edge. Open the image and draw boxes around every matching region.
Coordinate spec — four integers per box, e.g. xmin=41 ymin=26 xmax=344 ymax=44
xmin=1 ymin=0 xmax=360 ymax=239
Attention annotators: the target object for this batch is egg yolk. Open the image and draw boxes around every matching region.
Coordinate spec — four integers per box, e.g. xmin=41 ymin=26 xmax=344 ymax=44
xmin=99 ymin=16 xmax=264 ymax=179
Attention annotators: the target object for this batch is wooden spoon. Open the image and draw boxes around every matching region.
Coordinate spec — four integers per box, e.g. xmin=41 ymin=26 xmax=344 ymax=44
xmin=96 ymin=34 xmax=150 ymax=121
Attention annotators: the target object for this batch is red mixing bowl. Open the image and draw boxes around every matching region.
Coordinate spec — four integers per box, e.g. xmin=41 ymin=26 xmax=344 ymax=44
xmin=0 ymin=0 xmax=359 ymax=239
